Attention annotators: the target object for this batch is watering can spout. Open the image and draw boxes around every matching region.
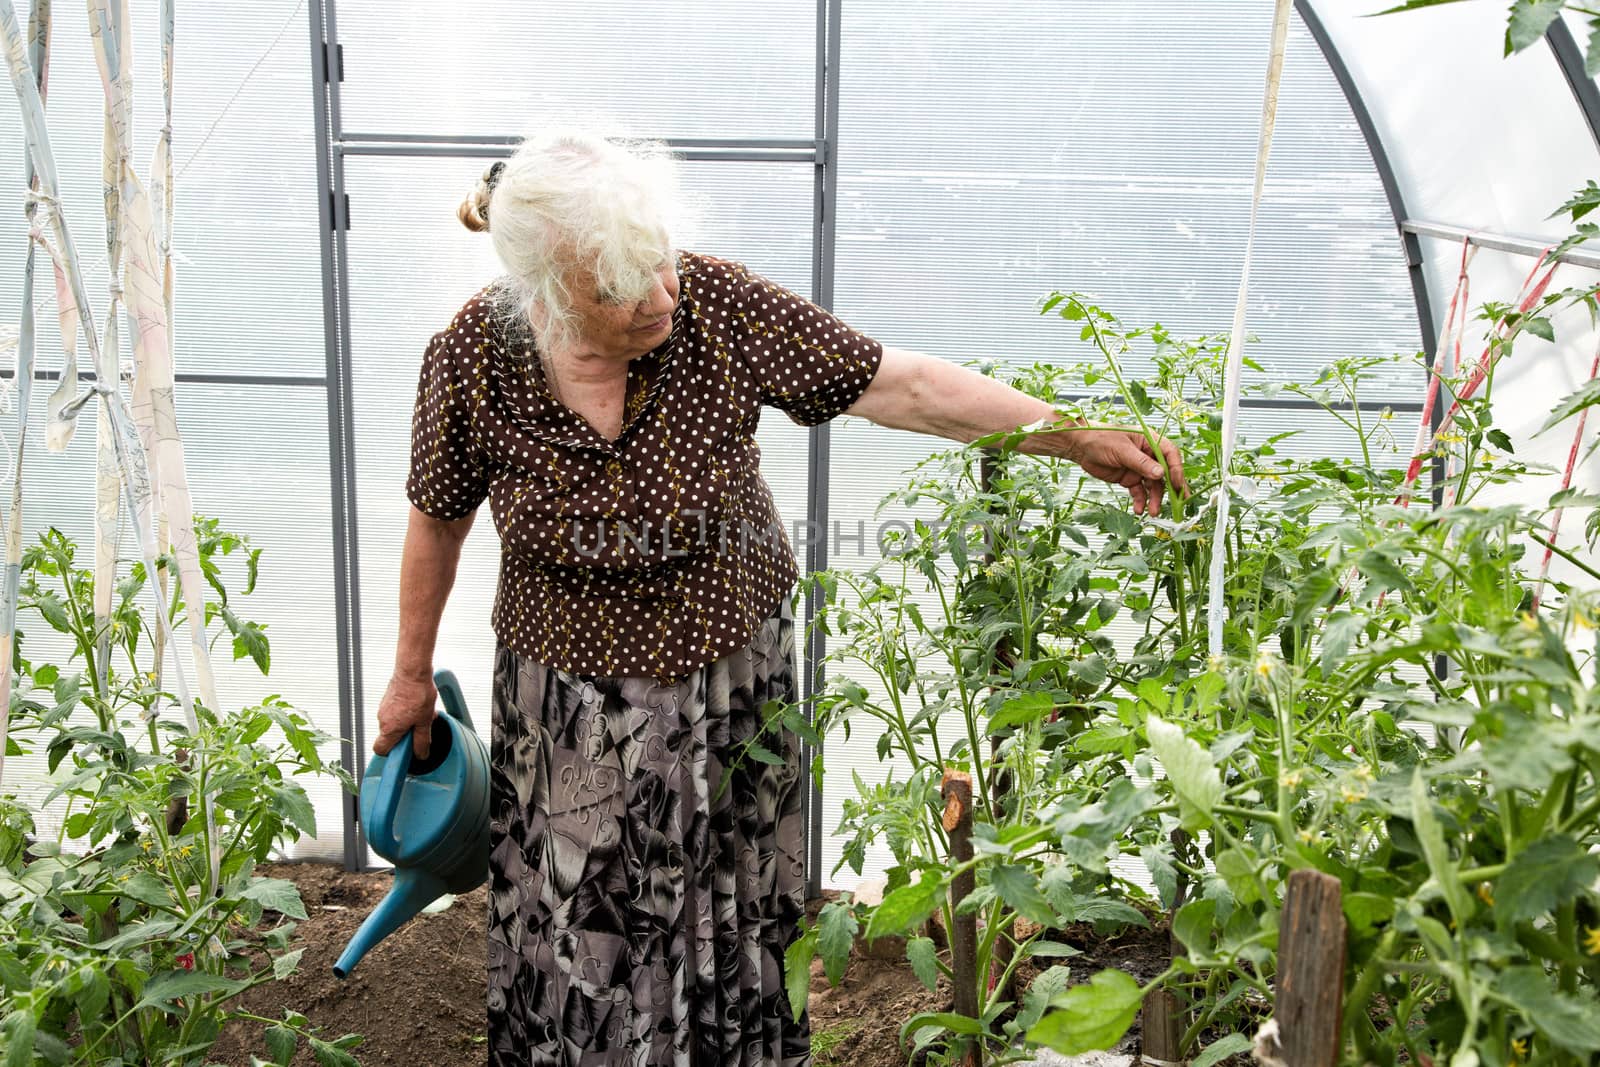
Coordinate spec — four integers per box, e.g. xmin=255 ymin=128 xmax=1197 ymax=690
xmin=331 ymin=867 xmax=450 ymax=979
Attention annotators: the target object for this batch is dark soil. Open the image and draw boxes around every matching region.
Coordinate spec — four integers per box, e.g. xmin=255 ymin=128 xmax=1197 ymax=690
xmin=208 ymin=863 xmax=1175 ymax=1067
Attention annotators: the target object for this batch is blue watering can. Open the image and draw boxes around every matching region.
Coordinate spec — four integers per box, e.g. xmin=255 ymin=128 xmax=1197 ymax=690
xmin=333 ymin=669 xmax=491 ymax=979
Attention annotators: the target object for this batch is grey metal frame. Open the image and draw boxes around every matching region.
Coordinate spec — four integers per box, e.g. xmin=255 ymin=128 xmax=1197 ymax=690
xmin=308 ymin=0 xmax=368 ymax=872
xmin=1547 ymin=19 xmax=1600 ymax=155
xmin=1403 ymin=218 xmax=1600 ymax=271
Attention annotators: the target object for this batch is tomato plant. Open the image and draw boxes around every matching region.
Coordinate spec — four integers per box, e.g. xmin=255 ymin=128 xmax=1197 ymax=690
xmin=0 ymin=521 xmax=362 ymax=1067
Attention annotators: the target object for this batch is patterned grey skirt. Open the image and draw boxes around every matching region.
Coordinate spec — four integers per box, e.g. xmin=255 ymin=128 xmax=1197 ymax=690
xmin=486 ymin=596 xmax=810 ymax=1067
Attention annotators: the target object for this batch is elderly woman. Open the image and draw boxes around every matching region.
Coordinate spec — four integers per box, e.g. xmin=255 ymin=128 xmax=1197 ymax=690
xmin=372 ymin=130 xmax=1186 ymax=1067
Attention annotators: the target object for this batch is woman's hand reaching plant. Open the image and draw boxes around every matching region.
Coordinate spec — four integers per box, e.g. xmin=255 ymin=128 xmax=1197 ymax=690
xmin=1057 ymin=424 xmax=1189 ymax=516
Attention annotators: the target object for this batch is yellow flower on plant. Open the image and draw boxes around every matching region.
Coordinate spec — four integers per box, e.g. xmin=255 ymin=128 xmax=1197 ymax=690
xmin=1296 ymin=829 xmax=1315 ymax=844
xmin=140 ymin=838 xmax=153 ymax=852
xmin=1477 ymin=883 xmax=1494 ymax=907
xmin=1512 ymin=1037 xmax=1528 ymax=1062
xmin=1583 ymin=926 xmax=1600 ymax=956
xmin=1339 ymin=784 xmax=1368 ymax=805
xmin=1255 ymin=651 xmax=1278 ymax=678
xmin=1574 ymin=605 xmax=1596 ymax=631
xmin=1279 ymin=769 xmax=1304 ymax=789
xmin=1353 ymin=764 xmax=1375 ymax=782
xmin=177 ymin=844 xmax=194 ymax=858
xmin=1207 ymin=654 xmax=1226 ymax=673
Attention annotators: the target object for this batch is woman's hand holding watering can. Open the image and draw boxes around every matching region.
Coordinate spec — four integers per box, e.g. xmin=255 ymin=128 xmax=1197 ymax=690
xmin=373 ymin=671 xmax=439 ymax=760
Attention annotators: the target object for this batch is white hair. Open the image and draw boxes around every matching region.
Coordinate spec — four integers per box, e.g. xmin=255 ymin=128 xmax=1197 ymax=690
xmin=460 ymin=126 xmax=689 ymax=352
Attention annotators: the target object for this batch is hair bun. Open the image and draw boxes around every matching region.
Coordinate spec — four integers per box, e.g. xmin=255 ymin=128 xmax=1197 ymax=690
xmin=456 ymin=161 xmax=506 ymax=233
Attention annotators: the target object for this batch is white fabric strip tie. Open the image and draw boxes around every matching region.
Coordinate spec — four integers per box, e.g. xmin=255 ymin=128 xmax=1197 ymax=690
xmin=1205 ymin=0 xmax=1293 ymax=660
xmin=0 ymin=0 xmax=50 ymax=789
xmin=2 ymin=0 xmax=220 ymax=888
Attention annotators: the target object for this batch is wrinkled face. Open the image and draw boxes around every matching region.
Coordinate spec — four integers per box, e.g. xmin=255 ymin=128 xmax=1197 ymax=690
xmin=562 ymin=258 xmax=681 ymax=362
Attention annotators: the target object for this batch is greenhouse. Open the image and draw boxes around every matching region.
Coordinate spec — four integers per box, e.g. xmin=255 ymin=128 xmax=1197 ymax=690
xmin=2 ymin=0 xmax=1599 ymax=1064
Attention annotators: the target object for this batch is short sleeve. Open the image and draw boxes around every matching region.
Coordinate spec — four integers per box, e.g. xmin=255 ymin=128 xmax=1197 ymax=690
xmin=405 ymin=331 xmax=491 ymax=521
xmin=731 ymin=266 xmax=883 ymax=427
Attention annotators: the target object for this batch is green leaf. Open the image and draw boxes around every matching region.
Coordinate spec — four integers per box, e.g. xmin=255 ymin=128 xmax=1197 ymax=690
xmin=817 ymin=901 xmax=857 ymax=986
xmin=1410 ymin=770 xmax=1470 ymax=926
xmin=1587 ymin=18 xmax=1600 ymax=76
xmin=1321 ymin=611 xmax=1362 ymax=675
xmin=1026 ymin=968 xmax=1141 ymax=1055
xmin=265 ymin=1024 xmax=298 ymax=1066
xmin=902 ymin=1011 xmax=983 ymax=1041
xmin=1147 ymin=717 xmax=1221 ymax=831
xmin=4 ymin=1008 xmax=37 ymax=1067
xmin=242 ymin=876 xmax=309 ymax=920
xmin=223 ymin=605 xmax=272 ymax=674
xmin=784 ymin=927 xmax=817 ymax=1022
xmin=991 ymin=863 xmax=1058 ymax=927
xmin=34 ymin=592 xmax=72 ymax=634
xmin=137 ymin=969 xmax=247 ymax=1011
xmin=986 ymin=692 xmax=1056 ymax=734
xmin=1342 ymin=892 xmax=1396 ymax=934
xmin=1541 ymin=379 xmax=1600 ymax=433
xmin=1291 ymin=568 xmax=1338 ymax=625
xmin=1521 ymin=315 xmax=1555 ymax=342
xmin=1495 ymin=834 xmax=1600 ymax=925
xmin=906 ymin=936 xmax=940 ymax=992
xmin=866 ymin=872 xmax=943 ymax=941
xmin=1141 ymin=845 xmax=1179 ymax=910
xmin=1496 ymin=966 xmax=1600 ymax=1052
xmin=1193 ymin=1034 xmax=1254 ymax=1067
xmin=273 ymin=948 xmax=305 ymax=981
xmin=1485 ymin=427 xmax=1515 ymax=453
xmin=309 ymin=1037 xmax=362 ymax=1067
xmin=1507 ymin=0 xmax=1565 ymax=54
xmin=743 ymin=743 xmax=786 ymax=767
xmin=120 ymin=870 xmax=177 ymax=910
xmin=1016 ymin=964 xmax=1072 ymax=1032
xmin=1172 ymin=898 xmax=1216 ymax=957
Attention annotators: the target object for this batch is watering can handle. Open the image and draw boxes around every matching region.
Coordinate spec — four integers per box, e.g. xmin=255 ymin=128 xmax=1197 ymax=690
xmin=368 ymin=672 xmax=469 ymax=858
xmin=434 ymin=669 xmax=473 ymax=730
xmin=367 ymin=725 xmax=412 ymax=859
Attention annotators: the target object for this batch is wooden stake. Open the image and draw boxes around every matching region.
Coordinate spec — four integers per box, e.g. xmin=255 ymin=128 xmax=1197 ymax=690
xmin=942 ymin=768 xmax=980 ymax=1067
xmin=1272 ymin=869 xmax=1346 ymax=1067
xmin=1140 ymin=989 xmax=1183 ymax=1065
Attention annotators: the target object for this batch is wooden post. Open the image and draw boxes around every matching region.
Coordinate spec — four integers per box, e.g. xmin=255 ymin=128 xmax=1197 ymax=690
xmin=1271 ymin=869 xmax=1346 ymax=1067
xmin=1140 ymin=989 xmax=1183 ymax=1065
xmin=1141 ymin=828 xmax=1191 ymax=1065
xmin=942 ymin=769 xmax=981 ymax=1067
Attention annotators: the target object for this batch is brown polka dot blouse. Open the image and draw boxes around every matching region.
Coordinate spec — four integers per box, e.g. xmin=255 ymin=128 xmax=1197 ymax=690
xmin=406 ymin=251 xmax=884 ymax=682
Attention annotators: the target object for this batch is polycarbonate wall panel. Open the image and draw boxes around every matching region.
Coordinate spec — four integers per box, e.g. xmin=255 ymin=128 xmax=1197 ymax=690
xmin=333 ymin=1 xmax=815 ymax=138
xmin=0 ymin=0 xmax=326 ymax=377
xmin=341 ymin=157 xmax=815 ymax=864
xmin=830 ymin=3 xmax=1423 ymax=391
xmin=0 ymin=384 xmax=342 ymax=858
